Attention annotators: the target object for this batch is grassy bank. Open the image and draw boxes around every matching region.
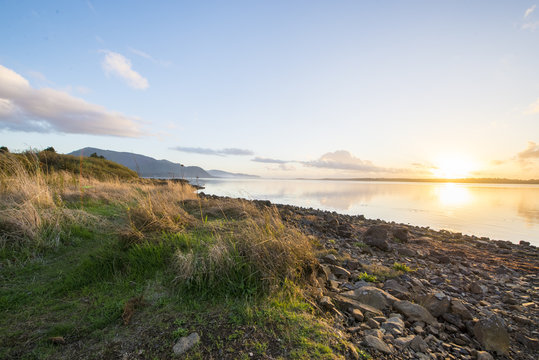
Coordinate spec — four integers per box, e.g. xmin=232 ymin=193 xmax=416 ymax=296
xmin=0 ymin=151 xmax=364 ymax=359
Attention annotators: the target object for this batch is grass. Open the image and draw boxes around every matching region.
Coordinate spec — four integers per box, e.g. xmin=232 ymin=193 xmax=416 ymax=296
xmin=392 ymin=262 xmax=412 ymax=272
xmin=0 ymin=151 xmax=362 ymax=359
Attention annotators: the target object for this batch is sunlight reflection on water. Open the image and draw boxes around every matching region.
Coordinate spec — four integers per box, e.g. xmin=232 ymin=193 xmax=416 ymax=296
xmin=199 ymin=179 xmax=539 ymax=245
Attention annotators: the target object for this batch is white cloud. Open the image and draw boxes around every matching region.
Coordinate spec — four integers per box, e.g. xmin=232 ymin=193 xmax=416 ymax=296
xmin=171 ymin=146 xmax=254 ymax=156
xmin=525 ymin=5 xmax=536 ymax=18
xmin=525 ymin=97 xmax=539 ymax=114
xmin=517 ymin=141 xmax=539 ymax=160
xmin=0 ymin=64 xmax=144 ymax=137
xmin=101 ymin=50 xmax=149 ymax=90
xmin=303 ymin=150 xmax=390 ymax=172
xmin=129 ymin=47 xmax=172 ymax=67
xmin=522 ymin=21 xmax=539 ymax=30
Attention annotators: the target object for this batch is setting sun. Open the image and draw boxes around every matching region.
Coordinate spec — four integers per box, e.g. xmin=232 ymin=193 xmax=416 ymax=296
xmin=432 ymin=155 xmax=476 ymax=179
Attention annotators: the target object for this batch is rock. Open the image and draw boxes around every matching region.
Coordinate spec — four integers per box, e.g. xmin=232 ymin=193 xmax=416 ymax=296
xmin=394 ymin=300 xmax=437 ymax=325
xmin=392 ymin=227 xmax=410 ymax=242
xmin=519 ymin=240 xmax=530 ymax=246
xmin=329 ymin=265 xmax=351 ymax=279
xmin=476 ymin=351 xmax=494 ymax=360
xmin=515 ymin=333 xmax=539 ymax=350
xmin=350 ymin=308 xmax=364 ymax=322
xmin=450 ymin=299 xmax=473 ymax=320
xmin=341 ymin=286 xmax=398 ymax=310
xmin=173 ymin=332 xmax=200 ymax=355
xmin=366 ymin=318 xmax=380 ymax=329
xmin=470 ymin=281 xmax=487 ymax=294
xmin=383 ymin=279 xmax=411 ymax=300
xmin=381 ymin=317 xmax=405 ymax=335
xmin=410 ymin=335 xmax=428 ymax=353
xmin=394 ymin=335 xmax=415 ymax=348
xmin=364 ymin=335 xmax=393 ymax=354
xmin=322 ymin=254 xmax=339 ymax=265
xmin=473 ymin=315 xmax=510 ymax=355
xmin=363 ymin=225 xmax=391 ymax=251
xmin=419 ymin=293 xmax=450 ymax=317
xmin=332 ymin=295 xmax=383 ymax=317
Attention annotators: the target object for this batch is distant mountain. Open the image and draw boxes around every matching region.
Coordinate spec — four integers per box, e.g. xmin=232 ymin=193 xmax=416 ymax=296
xmin=68 ymin=147 xmax=212 ymax=178
xmin=208 ymin=170 xmax=259 ymax=178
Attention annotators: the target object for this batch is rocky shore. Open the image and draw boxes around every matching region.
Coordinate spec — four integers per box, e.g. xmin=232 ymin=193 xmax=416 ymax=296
xmin=205 ymin=195 xmax=539 ymax=360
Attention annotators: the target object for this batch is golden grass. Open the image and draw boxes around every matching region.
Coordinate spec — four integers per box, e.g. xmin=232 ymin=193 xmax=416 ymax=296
xmin=0 ymin=153 xmax=198 ymax=252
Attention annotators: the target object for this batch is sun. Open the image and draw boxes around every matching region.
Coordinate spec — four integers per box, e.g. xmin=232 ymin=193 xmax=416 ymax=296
xmin=432 ymin=155 xmax=475 ymax=179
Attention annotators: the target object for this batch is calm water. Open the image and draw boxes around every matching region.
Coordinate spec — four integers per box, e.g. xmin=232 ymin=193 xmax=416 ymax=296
xmin=197 ymin=178 xmax=539 ymax=246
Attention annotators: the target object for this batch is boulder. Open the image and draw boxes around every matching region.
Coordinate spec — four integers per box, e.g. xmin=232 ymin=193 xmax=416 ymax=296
xmin=341 ymin=286 xmax=398 ymax=310
xmin=473 ymin=315 xmax=510 ymax=355
xmin=383 ymin=279 xmax=411 ymax=300
xmin=392 ymin=227 xmax=409 ymax=242
xmin=393 ymin=300 xmax=437 ymax=325
xmin=381 ymin=317 xmax=405 ymax=335
xmin=363 ymin=225 xmax=391 ymax=251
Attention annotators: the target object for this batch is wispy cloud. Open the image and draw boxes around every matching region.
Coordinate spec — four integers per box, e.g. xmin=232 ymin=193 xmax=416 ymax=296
xmin=129 ymin=47 xmax=171 ymax=67
xmin=302 ymin=150 xmax=392 ymax=173
xmin=517 ymin=141 xmax=539 ymax=160
xmin=171 ymin=146 xmax=254 ymax=156
xmin=0 ymin=64 xmax=143 ymax=137
xmin=101 ymin=50 xmax=149 ymax=90
xmin=251 ymin=157 xmax=291 ymax=164
xmin=525 ymin=97 xmax=539 ymax=113
xmin=525 ymin=4 xmax=536 ymax=18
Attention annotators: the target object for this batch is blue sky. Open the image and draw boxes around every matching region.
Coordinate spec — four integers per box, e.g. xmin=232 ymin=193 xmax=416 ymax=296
xmin=1 ymin=1 xmax=538 ymax=178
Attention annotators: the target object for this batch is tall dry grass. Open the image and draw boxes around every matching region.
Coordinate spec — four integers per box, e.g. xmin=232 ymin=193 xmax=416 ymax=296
xmin=174 ymin=204 xmax=316 ymax=294
xmin=0 ymin=153 xmax=198 ymax=255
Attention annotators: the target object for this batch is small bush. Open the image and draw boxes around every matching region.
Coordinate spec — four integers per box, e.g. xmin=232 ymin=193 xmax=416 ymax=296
xmin=392 ymin=262 xmax=412 ymax=272
xmin=357 ymin=272 xmax=378 ymax=283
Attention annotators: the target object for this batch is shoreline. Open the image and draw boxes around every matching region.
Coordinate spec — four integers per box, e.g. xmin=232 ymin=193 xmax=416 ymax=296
xmin=201 ymin=193 xmax=539 ymax=359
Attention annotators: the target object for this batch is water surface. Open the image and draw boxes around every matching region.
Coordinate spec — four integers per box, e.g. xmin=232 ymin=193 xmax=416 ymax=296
xmin=198 ymin=179 xmax=539 ymax=246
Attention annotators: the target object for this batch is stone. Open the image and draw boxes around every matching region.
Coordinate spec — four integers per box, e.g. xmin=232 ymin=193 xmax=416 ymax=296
xmin=383 ymin=279 xmax=411 ymax=300
xmin=470 ymin=281 xmax=487 ymax=294
xmin=473 ymin=315 xmax=510 ymax=355
xmin=450 ymin=299 xmax=473 ymax=320
xmin=350 ymin=308 xmax=364 ymax=322
xmin=394 ymin=300 xmax=437 ymax=325
xmin=381 ymin=317 xmax=405 ymax=335
xmin=515 ymin=333 xmax=539 ymax=350
xmin=363 ymin=225 xmax=391 ymax=251
xmin=173 ymin=332 xmax=200 ymax=355
xmin=366 ymin=318 xmax=380 ymax=329
xmin=419 ymin=293 xmax=450 ymax=317
xmin=341 ymin=286 xmax=398 ymax=310
xmin=364 ymin=335 xmax=393 ymax=354
xmin=329 ymin=265 xmax=351 ymax=279
xmin=394 ymin=335 xmax=415 ymax=348
xmin=410 ymin=335 xmax=428 ymax=353
xmin=332 ymin=295 xmax=383 ymax=317
xmin=322 ymin=254 xmax=339 ymax=265
xmin=392 ymin=227 xmax=410 ymax=242
xmin=476 ymin=351 xmax=494 ymax=360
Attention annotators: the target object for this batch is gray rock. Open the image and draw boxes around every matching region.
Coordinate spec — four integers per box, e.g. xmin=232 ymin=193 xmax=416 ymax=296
xmin=350 ymin=308 xmax=364 ymax=322
xmin=173 ymin=332 xmax=200 ymax=355
xmin=470 ymin=281 xmax=487 ymax=295
xmin=381 ymin=317 xmax=405 ymax=335
xmin=319 ymin=296 xmax=335 ymax=311
xmin=410 ymin=335 xmax=428 ymax=353
xmin=450 ymin=299 xmax=473 ymax=320
xmin=330 ymin=265 xmax=351 ymax=279
xmin=394 ymin=300 xmax=437 ymax=325
xmin=332 ymin=295 xmax=383 ymax=317
xmin=392 ymin=227 xmax=410 ymax=242
xmin=394 ymin=335 xmax=415 ymax=348
xmin=419 ymin=293 xmax=450 ymax=317
xmin=473 ymin=315 xmax=510 ymax=355
xmin=364 ymin=335 xmax=393 ymax=354
xmin=383 ymin=279 xmax=411 ymax=300
xmin=367 ymin=318 xmax=380 ymax=328
xmin=341 ymin=286 xmax=398 ymax=310
xmin=363 ymin=225 xmax=391 ymax=251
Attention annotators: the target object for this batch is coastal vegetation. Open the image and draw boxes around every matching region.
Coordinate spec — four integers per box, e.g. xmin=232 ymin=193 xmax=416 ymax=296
xmin=0 ymin=150 xmax=359 ymax=359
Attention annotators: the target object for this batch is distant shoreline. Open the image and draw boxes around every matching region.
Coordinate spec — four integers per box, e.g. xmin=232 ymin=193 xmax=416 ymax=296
xmin=308 ymin=177 xmax=539 ymax=185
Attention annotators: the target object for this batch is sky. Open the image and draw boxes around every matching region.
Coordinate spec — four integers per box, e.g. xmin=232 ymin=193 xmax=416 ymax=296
xmin=1 ymin=0 xmax=538 ymax=179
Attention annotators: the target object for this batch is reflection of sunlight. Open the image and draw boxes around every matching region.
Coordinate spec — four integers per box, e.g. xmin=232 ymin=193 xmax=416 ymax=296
xmin=437 ymin=183 xmax=472 ymax=206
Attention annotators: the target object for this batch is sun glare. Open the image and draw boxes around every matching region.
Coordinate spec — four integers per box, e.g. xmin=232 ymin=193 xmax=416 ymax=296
xmin=432 ymin=155 xmax=475 ymax=179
